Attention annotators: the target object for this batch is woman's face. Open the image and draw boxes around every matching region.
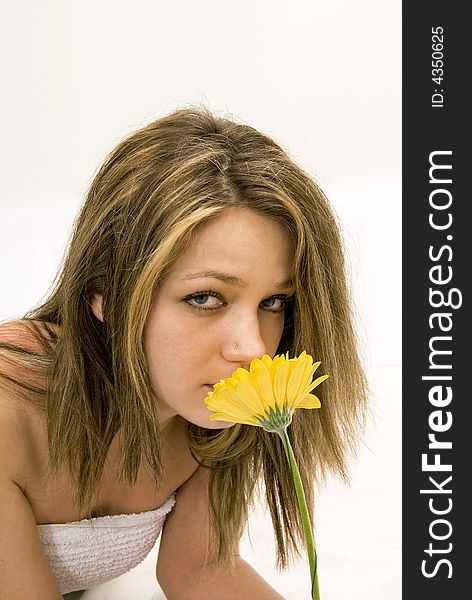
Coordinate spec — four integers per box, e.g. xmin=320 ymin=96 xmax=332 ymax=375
xmin=144 ymin=207 xmax=295 ymax=429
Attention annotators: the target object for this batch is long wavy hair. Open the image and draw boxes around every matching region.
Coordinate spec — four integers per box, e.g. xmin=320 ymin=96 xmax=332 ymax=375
xmin=0 ymin=106 xmax=367 ymax=571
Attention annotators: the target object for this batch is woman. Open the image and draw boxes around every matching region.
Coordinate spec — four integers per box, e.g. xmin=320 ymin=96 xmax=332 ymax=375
xmin=0 ymin=107 xmax=367 ymax=598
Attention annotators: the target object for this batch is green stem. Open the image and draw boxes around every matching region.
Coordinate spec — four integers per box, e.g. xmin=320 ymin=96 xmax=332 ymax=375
xmin=278 ymin=427 xmax=320 ymax=600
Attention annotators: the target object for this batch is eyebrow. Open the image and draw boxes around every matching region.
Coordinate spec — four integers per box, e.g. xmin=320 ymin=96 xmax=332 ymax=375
xmin=180 ymin=270 xmax=293 ymax=290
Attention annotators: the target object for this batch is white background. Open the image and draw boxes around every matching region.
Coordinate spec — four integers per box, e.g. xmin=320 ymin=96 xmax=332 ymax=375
xmin=0 ymin=1 xmax=401 ymax=598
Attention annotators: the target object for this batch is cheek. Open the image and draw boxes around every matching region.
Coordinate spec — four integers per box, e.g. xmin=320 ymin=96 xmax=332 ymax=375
xmin=261 ymin=317 xmax=285 ymax=353
xmin=145 ymin=308 xmax=213 ymax=376
xmin=144 ymin=312 xmax=181 ymax=384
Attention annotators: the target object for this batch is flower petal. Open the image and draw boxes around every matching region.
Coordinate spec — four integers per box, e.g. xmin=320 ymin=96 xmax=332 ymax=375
xmin=204 ymin=351 xmax=327 ymax=426
xmin=235 ymin=380 xmax=267 ymax=417
xmin=208 ymin=412 xmax=261 ymax=426
xmin=294 ymin=393 xmax=322 ymax=409
xmin=286 ymin=356 xmax=311 ymax=408
xmin=257 ymin=365 xmax=277 ymax=412
xmin=205 ymin=397 xmax=254 ymax=422
xmin=273 ymin=356 xmax=291 ymax=410
xmin=260 ymin=354 xmax=273 ymax=371
xmin=307 ymin=374 xmax=329 ymax=393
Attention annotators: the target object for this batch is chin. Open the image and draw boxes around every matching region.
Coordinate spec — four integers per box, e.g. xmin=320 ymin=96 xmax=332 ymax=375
xmin=189 ymin=410 xmax=236 ymax=429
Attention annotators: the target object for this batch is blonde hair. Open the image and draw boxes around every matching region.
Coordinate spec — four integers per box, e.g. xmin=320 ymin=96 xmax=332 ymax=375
xmin=0 ymin=107 xmax=367 ymax=570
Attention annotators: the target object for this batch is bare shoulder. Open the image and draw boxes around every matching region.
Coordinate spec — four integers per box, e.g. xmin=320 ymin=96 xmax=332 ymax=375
xmin=0 ymin=322 xmax=67 ymax=596
xmin=0 ymin=317 xmax=58 ymax=352
xmin=0 ymin=369 xmax=38 ymax=493
xmin=0 ymin=317 xmax=55 ymax=400
xmin=0 ymin=392 xmax=61 ymax=597
xmin=0 ymin=319 xmax=50 ymax=488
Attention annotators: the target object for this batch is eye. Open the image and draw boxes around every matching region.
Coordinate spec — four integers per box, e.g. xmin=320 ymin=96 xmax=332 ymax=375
xmin=183 ymin=290 xmax=292 ymax=313
xmin=183 ymin=290 xmax=224 ymax=311
xmin=260 ymin=296 xmax=292 ymax=313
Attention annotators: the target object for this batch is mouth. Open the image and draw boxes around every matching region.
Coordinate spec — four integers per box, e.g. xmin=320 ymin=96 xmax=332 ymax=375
xmin=204 ymin=383 xmax=216 ymax=389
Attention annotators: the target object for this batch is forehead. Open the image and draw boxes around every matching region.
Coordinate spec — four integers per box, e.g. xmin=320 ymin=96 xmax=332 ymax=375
xmin=171 ymin=208 xmax=294 ymax=280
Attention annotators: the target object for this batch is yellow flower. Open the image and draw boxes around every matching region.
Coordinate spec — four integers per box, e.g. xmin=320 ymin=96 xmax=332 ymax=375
xmin=204 ymin=351 xmax=328 ymax=432
xmin=204 ymin=351 xmax=328 ymax=598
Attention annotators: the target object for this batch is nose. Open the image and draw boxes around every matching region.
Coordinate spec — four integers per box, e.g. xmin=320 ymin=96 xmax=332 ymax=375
xmin=221 ymin=313 xmax=267 ymax=368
